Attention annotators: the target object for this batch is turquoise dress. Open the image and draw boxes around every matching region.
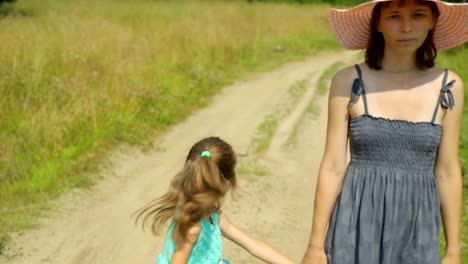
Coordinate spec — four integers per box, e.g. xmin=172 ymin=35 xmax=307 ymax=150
xmin=156 ymin=211 xmax=230 ymax=264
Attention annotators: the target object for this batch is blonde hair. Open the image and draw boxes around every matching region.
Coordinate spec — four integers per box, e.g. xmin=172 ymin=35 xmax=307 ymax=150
xmin=135 ymin=137 xmax=237 ymax=237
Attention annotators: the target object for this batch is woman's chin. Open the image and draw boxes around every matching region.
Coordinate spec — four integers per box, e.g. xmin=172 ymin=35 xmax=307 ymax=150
xmin=387 ymin=43 xmax=421 ymax=54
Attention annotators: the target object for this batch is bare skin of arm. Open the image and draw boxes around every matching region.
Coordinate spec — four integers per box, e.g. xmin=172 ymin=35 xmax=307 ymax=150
xmin=301 ymin=67 xmax=355 ymax=264
xmin=219 ymin=212 xmax=296 ymax=264
xmin=169 ymin=223 xmax=201 ymax=264
xmin=436 ymin=72 xmax=464 ymax=264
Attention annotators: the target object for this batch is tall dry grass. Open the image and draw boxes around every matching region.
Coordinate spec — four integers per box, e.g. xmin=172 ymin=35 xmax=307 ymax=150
xmin=0 ymin=0 xmax=337 ymax=236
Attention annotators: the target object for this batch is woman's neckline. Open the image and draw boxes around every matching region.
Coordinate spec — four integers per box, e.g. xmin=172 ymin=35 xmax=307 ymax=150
xmin=379 ymin=67 xmax=419 ymax=74
xmin=350 ymin=114 xmax=442 ymax=128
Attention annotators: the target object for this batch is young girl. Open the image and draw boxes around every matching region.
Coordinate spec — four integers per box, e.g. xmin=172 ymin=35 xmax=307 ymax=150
xmin=136 ymin=136 xmax=296 ymax=264
xmin=301 ymin=1 xmax=466 ymax=264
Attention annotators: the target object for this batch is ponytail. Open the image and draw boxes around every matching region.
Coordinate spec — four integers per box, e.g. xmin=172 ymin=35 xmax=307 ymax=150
xmin=174 ymin=157 xmax=230 ymax=236
xmin=135 ymin=142 xmax=235 ymax=237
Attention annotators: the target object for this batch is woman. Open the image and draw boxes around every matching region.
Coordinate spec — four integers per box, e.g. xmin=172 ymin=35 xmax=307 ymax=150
xmin=301 ymin=1 xmax=467 ymax=263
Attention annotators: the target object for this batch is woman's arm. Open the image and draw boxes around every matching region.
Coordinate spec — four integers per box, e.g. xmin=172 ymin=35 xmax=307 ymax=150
xmin=435 ymin=72 xmax=464 ymax=262
xmin=218 ymin=212 xmax=296 ymax=264
xmin=170 ymin=223 xmax=201 ymax=264
xmin=301 ymin=67 xmax=355 ymax=264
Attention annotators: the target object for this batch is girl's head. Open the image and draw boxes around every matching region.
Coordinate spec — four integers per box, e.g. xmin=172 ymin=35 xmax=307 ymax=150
xmin=366 ymin=0 xmax=440 ymax=69
xmin=185 ymin=136 xmax=237 ymax=190
xmin=136 ymin=137 xmax=237 ymax=236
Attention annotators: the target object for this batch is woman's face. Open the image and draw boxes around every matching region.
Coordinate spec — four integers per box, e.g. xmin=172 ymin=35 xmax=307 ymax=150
xmin=378 ymin=0 xmax=435 ymax=52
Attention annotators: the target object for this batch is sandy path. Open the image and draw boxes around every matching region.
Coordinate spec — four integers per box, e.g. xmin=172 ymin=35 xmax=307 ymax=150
xmin=0 ymin=51 xmax=357 ymax=264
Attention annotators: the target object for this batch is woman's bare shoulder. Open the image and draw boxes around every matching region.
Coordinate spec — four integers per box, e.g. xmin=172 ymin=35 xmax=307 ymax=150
xmin=332 ymin=64 xmax=358 ymax=83
xmin=330 ymin=64 xmax=359 ymax=96
xmin=446 ymin=69 xmax=464 ymax=87
xmin=446 ymin=70 xmax=465 ymax=99
xmin=431 ymin=66 xmax=464 ymax=89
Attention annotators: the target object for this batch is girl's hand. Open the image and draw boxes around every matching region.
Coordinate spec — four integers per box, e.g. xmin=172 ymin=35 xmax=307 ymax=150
xmin=300 ymin=247 xmax=327 ymax=264
xmin=441 ymin=253 xmax=461 ymax=264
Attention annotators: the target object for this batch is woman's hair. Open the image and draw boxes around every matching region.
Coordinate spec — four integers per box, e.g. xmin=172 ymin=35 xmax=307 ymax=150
xmin=135 ymin=137 xmax=237 ymax=237
xmin=365 ymin=0 xmax=440 ymax=70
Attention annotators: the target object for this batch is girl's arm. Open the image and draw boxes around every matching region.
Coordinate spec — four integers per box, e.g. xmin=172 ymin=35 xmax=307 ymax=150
xmin=218 ymin=212 xmax=297 ymax=264
xmin=435 ymin=72 xmax=464 ymax=263
xmin=170 ymin=245 xmax=192 ymax=264
xmin=301 ymin=67 xmax=355 ymax=264
xmin=170 ymin=223 xmax=201 ymax=264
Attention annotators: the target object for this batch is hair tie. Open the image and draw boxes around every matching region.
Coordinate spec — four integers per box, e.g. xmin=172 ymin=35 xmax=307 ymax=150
xmin=201 ymin=150 xmax=211 ymax=158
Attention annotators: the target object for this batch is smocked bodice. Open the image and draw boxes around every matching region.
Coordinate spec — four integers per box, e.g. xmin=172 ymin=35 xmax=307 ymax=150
xmin=349 ymin=114 xmax=442 ymax=171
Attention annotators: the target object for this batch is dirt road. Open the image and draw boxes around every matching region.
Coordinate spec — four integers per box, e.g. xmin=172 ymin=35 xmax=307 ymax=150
xmin=0 ymin=51 xmax=357 ymax=264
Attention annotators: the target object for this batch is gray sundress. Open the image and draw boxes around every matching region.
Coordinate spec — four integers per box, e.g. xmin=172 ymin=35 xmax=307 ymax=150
xmin=325 ymin=65 xmax=455 ymax=264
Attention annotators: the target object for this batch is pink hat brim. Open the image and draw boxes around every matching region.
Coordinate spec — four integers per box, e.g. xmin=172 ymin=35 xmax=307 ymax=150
xmin=328 ymin=0 xmax=468 ymax=51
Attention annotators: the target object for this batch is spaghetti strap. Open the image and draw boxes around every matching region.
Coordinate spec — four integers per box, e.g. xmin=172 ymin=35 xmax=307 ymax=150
xmin=431 ymin=69 xmax=456 ymax=123
xmin=350 ymin=64 xmax=369 ymax=115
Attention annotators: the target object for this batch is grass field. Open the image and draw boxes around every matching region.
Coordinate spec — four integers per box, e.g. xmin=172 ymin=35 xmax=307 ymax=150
xmin=0 ymin=0 xmax=338 ymax=246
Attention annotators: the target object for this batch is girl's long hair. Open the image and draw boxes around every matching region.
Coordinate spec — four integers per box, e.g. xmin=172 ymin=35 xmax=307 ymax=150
xmin=134 ymin=137 xmax=237 ymax=237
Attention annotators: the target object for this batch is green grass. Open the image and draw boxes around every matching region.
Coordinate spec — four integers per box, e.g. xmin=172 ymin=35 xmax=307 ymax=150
xmin=243 ymin=77 xmax=314 ymax=179
xmin=0 ymin=0 xmax=339 ymax=249
xmin=253 ymin=78 xmax=312 ymax=155
xmin=287 ymin=61 xmax=349 ymax=146
xmin=0 ymin=234 xmax=9 ymax=255
xmin=236 ymin=161 xmax=270 ymax=183
xmin=254 ymin=114 xmax=281 ymax=155
xmin=288 ymin=79 xmax=308 ymax=99
xmin=317 ymin=61 xmax=347 ymax=96
xmin=286 ymin=79 xmax=314 ymax=146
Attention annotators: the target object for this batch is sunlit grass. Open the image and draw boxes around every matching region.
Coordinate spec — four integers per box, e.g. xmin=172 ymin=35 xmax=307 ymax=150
xmin=0 ymin=0 xmax=338 ymax=244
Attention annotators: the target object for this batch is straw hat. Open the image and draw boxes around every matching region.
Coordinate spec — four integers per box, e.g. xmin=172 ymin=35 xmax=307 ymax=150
xmin=329 ymin=0 xmax=468 ymax=51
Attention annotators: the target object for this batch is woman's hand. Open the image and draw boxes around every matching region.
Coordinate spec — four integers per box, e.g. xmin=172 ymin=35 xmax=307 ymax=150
xmin=300 ymin=247 xmax=327 ymax=264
